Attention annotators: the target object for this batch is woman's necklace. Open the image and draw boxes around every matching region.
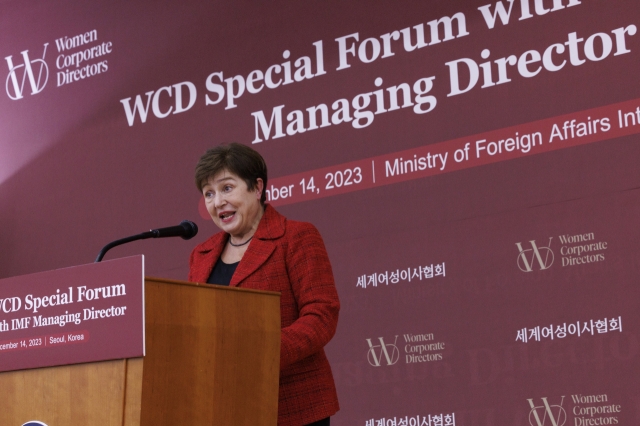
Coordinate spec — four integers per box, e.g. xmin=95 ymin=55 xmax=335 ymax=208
xmin=229 ymin=235 xmax=253 ymax=247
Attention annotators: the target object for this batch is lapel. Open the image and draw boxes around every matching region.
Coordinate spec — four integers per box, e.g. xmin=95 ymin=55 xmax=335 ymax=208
xmin=191 ymin=232 xmax=227 ymax=283
xmin=230 ymin=204 xmax=285 ymax=287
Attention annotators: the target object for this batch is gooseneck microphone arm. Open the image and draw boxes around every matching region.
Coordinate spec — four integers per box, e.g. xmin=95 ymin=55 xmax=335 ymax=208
xmin=94 ymin=231 xmax=155 ymax=263
xmin=95 ymin=220 xmax=198 ymax=262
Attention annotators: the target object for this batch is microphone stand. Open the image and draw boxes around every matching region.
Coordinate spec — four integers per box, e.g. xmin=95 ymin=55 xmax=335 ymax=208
xmin=95 ymin=231 xmax=156 ymax=262
xmin=95 ymin=220 xmax=198 ymax=262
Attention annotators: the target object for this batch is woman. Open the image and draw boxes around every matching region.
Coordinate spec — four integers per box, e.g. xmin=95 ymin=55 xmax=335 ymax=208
xmin=189 ymin=143 xmax=340 ymax=426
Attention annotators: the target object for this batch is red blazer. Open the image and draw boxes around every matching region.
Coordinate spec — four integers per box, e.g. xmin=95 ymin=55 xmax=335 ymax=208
xmin=189 ymin=205 xmax=340 ymax=425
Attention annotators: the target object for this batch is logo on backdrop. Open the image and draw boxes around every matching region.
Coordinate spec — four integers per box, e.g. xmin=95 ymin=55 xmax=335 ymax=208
xmin=366 ymin=332 xmax=445 ymax=367
xmin=4 ymin=44 xmax=49 ymax=100
xmin=527 ymin=394 xmax=622 ymax=426
xmin=366 ymin=336 xmax=400 ymax=367
xmin=516 ymin=238 xmax=554 ymax=272
xmin=3 ymin=29 xmax=113 ymax=100
xmin=515 ymin=232 xmax=608 ymax=272
xmin=527 ymin=397 xmax=566 ymax=426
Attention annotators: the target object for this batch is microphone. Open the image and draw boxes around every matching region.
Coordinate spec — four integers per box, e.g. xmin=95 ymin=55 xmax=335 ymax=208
xmin=95 ymin=220 xmax=199 ymax=262
xmin=149 ymin=220 xmax=199 ymax=239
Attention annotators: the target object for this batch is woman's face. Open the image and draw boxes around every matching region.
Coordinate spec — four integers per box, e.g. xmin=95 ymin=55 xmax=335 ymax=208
xmin=201 ymin=170 xmax=264 ymax=239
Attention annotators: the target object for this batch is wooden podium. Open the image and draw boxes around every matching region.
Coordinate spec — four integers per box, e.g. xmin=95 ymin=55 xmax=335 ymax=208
xmin=0 ymin=277 xmax=281 ymax=426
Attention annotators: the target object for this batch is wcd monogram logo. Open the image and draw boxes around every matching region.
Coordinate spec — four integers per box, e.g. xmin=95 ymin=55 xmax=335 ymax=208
xmin=366 ymin=336 xmax=399 ymax=367
xmin=5 ymin=43 xmax=49 ymax=100
xmin=527 ymin=397 xmax=566 ymax=426
xmin=516 ymin=238 xmax=554 ymax=272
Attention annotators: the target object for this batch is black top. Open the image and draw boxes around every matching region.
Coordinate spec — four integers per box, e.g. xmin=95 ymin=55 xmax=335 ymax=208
xmin=207 ymin=257 xmax=239 ymax=286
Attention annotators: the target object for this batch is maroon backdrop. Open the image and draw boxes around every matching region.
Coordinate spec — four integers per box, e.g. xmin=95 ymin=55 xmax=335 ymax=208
xmin=1 ymin=1 xmax=639 ymax=424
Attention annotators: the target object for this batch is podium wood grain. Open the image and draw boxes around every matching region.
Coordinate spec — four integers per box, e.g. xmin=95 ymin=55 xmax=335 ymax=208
xmin=0 ymin=359 xmax=127 ymax=425
xmin=0 ymin=277 xmax=280 ymax=426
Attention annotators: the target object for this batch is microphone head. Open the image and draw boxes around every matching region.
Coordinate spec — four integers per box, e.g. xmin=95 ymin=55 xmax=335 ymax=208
xmin=179 ymin=220 xmax=198 ymax=240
